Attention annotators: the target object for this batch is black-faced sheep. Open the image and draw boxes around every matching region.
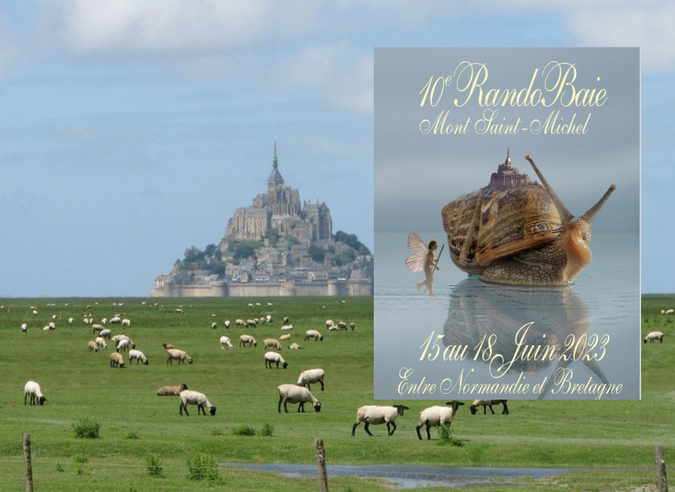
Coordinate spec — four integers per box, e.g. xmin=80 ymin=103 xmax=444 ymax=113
xmin=156 ymin=383 xmax=188 ymax=396
xmin=304 ymin=329 xmax=323 ymax=341
xmin=264 ymin=351 xmax=288 ymax=369
xmin=24 ymin=381 xmax=47 ymax=406
xmin=469 ymin=399 xmax=509 ymax=415
xmin=166 ymin=349 xmax=193 ymax=365
xmin=298 ymin=368 xmax=325 ymax=391
xmin=644 ymin=331 xmax=664 ymax=343
xmin=416 ymin=401 xmax=465 ymax=440
xmin=263 ymin=338 xmax=282 ymax=351
xmin=277 ymin=384 xmax=321 ymax=413
xmin=109 ymin=352 xmax=125 ymax=368
xmin=219 ymin=336 xmax=234 ymax=350
xmin=129 ymin=349 xmax=149 ymax=365
xmin=179 ymin=390 xmax=216 ymax=416
xmin=352 ymin=405 xmax=409 ymax=437
xmin=239 ymin=335 xmax=257 ymax=348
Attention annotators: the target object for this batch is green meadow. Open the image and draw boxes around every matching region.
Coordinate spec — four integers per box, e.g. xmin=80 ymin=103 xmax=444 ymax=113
xmin=0 ymin=296 xmax=668 ymax=491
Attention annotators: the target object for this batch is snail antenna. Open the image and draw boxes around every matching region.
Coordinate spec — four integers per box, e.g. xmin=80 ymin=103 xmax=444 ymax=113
xmin=581 ymin=185 xmax=616 ymax=226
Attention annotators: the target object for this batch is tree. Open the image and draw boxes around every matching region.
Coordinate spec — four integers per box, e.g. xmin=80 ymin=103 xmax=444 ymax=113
xmin=265 ymin=228 xmax=281 ymax=247
xmin=308 ymin=243 xmax=325 ymax=263
xmin=204 ymin=244 xmax=219 ymax=261
xmin=335 ymin=231 xmax=371 ymax=256
xmin=184 ymin=246 xmax=205 ymax=263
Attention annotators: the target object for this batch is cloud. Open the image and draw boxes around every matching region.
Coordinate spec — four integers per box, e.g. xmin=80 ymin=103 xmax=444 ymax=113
xmin=280 ymin=44 xmax=374 ymax=114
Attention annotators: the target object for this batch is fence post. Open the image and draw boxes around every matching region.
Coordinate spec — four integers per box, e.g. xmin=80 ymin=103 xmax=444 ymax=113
xmin=655 ymin=445 xmax=668 ymax=492
xmin=315 ymin=438 xmax=329 ymax=492
xmin=23 ymin=433 xmax=33 ymax=492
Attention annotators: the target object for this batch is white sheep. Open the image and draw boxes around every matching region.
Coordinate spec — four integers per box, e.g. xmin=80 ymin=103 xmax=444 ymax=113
xmin=219 ymin=336 xmax=234 ymax=350
xmin=264 ymin=351 xmax=288 ymax=369
xmin=109 ymin=352 xmax=125 ymax=368
xmin=162 ymin=343 xmax=176 ymax=350
xmin=116 ymin=338 xmax=133 ymax=352
xmin=239 ymin=335 xmax=257 ymax=348
xmin=92 ymin=324 xmax=105 ymax=334
xmin=280 ymin=333 xmax=292 ymax=341
xmin=289 ymin=343 xmax=303 ymax=350
xmin=24 ymin=381 xmax=47 ymax=405
xmin=298 ymin=368 xmax=325 ymax=391
xmin=211 ymin=322 xmax=218 ymax=329
xmin=644 ymin=331 xmax=664 ymax=343
xmin=281 ymin=324 xmax=294 ymax=331
xmin=121 ymin=318 xmax=131 ymax=327
xmin=157 ymin=383 xmax=188 ymax=396
xmin=129 ymin=349 xmax=149 ymax=365
xmin=352 ymin=405 xmax=410 ymax=437
xmin=283 ymin=316 xmax=290 ymax=324
xmin=166 ymin=349 xmax=193 ymax=365
xmin=416 ymin=401 xmax=465 ymax=440
xmin=338 ymin=321 xmax=347 ymax=330
xmin=469 ymin=399 xmax=509 ymax=415
xmin=224 ymin=320 xmax=231 ymax=329
xmin=265 ymin=314 xmax=273 ymax=323
xmin=21 ymin=323 xmax=27 ymax=333
xmin=87 ymin=341 xmax=99 ymax=352
xmin=99 ymin=329 xmax=112 ymax=339
xmin=109 ymin=316 xmax=122 ymax=324
xmin=325 ymin=319 xmax=335 ymax=329
xmin=235 ymin=319 xmax=246 ymax=327
xmin=277 ymin=384 xmax=321 ymax=413
xmin=179 ymin=390 xmax=217 ymax=416
xmin=263 ymin=338 xmax=282 ymax=351
xmin=304 ymin=330 xmax=323 ymax=341
xmin=95 ymin=337 xmax=108 ymax=350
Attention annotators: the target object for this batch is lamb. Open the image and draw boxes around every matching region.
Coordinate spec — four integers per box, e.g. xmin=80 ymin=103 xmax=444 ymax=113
xmin=280 ymin=333 xmax=292 ymax=341
xmin=416 ymin=401 xmax=465 ymax=440
xmin=219 ymin=336 xmax=234 ymax=350
xmin=298 ymin=368 xmax=325 ymax=391
xmin=277 ymin=384 xmax=321 ymax=413
xmin=469 ymin=400 xmax=509 ymax=415
xmin=166 ymin=349 xmax=193 ymax=365
xmin=264 ymin=351 xmax=288 ymax=369
xmin=24 ymin=381 xmax=47 ymax=405
xmin=289 ymin=343 xmax=303 ymax=350
xmin=87 ymin=341 xmax=99 ymax=352
xmin=239 ymin=335 xmax=257 ymax=348
xmin=129 ymin=349 xmax=149 ymax=365
xmin=156 ymin=383 xmax=188 ymax=396
xmin=352 ymin=405 xmax=410 ymax=437
xmin=179 ymin=390 xmax=217 ymax=416
xmin=644 ymin=331 xmax=664 ymax=343
xmin=95 ymin=337 xmax=107 ymax=350
xmin=304 ymin=329 xmax=323 ymax=341
xmin=263 ymin=338 xmax=282 ymax=351
xmin=109 ymin=352 xmax=125 ymax=368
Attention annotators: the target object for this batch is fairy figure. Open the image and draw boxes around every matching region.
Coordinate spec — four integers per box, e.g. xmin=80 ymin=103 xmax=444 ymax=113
xmin=405 ymin=233 xmax=443 ymax=297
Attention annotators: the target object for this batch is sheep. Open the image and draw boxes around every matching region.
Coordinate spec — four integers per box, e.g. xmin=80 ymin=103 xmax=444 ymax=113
xmin=264 ymin=351 xmax=288 ymax=369
xmin=328 ymin=324 xmax=339 ymax=331
xmin=246 ymin=319 xmax=257 ymax=327
xmin=280 ymin=333 xmax=292 ymax=341
xmin=224 ymin=320 xmax=231 ymax=329
xmin=20 ymin=323 xmax=27 ymax=333
xmin=305 ymin=330 xmax=323 ymax=341
xmin=352 ymin=405 xmax=410 ymax=437
xmin=644 ymin=331 xmax=664 ymax=343
xmin=325 ymin=319 xmax=335 ymax=329
xmin=175 ymin=308 xmax=184 ymax=314
xmin=239 ymin=335 xmax=257 ymax=348
xmin=289 ymin=343 xmax=303 ymax=350
xmin=350 ymin=322 xmax=356 ymax=331
xmin=162 ymin=343 xmax=175 ymax=350
xmin=469 ymin=400 xmax=509 ymax=415
xmin=116 ymin=338 xmax=133 ymax=352
xmin=99 ymin=329 xmax=112 ymax=339
xmin=129 ymin=349 xmax=149 ymax=365
xmin=109 ymin=316 xmax=122 ymax=324
xmin=95 ymin=337 xmax=107 ymax=349
xmin=24 ymin=381 xmax=47 ymax=406
xmin=338 ymin=321 xmax=347 ymax=330
xmin=166 ymin=349 xmax=193 ymax=365
xmin=179 ymin=390 xmax=217 ymax=416
xmin=283 ymin=316 xmax=290 ymax=324
xmin=211 ymin=322 xmax=218 ymax=329
xmin=298 ymin=368 xmax=325 ymax=391
xmin=121 ymin=318 xmax=131 ymax=327
xmin=277 ymin=384 xmax=321 ymax=413
xmin=664 ymin=309 xmax=675 ymax=315
xmin=109 ymin=352 xmax=125 ymax=368
xmin=416 ymin=401 xmax=465 ymax=440
xmin=265 ymin=314 xmax=273 ymax=323
xmin=87 ymin=341 xmax=99 ymax=352
xmin=92 ymin=324 xmax=104 ymax=333
xmin=280 ymin=324 xmax=294 ymax=331
xmin=219 ymin=336 xmax=234 ymax=350
xmin=68 ymin=317 xmax=74 ymax=325
xmin=157 ymin=383 xmax=188 ymax=396
xmin=43 ymin=325 xmax=54 ymax=331
xmin=263 ymin=338 xmax=282 ymax=351
xmin=235 ymin=319 xmax=246 ymax=327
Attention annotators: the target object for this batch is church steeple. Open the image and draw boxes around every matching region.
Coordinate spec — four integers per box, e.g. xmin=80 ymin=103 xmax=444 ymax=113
xmin=268 ymin=138 xmax=284 ymax=185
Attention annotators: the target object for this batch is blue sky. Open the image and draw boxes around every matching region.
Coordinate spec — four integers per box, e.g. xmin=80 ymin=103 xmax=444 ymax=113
xmin=0 ymin=1 xmax=671 ymax=296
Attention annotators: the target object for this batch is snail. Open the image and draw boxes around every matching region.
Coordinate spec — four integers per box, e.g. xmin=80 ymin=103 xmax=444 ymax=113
xmin=441 ymin=152 xmax=615 ymax=286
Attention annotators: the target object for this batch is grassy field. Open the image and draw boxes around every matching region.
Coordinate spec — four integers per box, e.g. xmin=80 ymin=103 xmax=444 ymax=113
xmin=0 ymin=295 xmax=669 ymax=491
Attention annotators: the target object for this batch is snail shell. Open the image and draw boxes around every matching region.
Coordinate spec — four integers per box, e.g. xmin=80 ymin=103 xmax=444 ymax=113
xmin=442 ymin=152 xmax=561 ymax=275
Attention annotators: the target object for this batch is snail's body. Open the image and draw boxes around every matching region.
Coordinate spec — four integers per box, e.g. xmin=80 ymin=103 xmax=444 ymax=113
xmin=442 ymin=153 xmax=614 ymax=286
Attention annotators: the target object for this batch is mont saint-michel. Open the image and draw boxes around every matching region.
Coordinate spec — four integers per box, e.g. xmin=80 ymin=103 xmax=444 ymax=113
xmin=152 ymin=143 xmax=373 ymax=297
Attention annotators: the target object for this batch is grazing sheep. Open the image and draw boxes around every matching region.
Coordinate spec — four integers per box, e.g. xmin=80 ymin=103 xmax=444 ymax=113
xmin=162 ymin=343 xmax=175 ymax=350
xmin=110 ymin=352 xmax=125 ymax=368
xmin=289 ymin=343 xmax=303 ymax=350
xmin=239 ymin=335 xmax=257 ymax=348
xmin=166 ymin=349 xmax=193 ymax=365
xmin=246 ymin=319 xmax=257 ymax=327
xmin=352 ymin=405 xmax=410 ymax=437
xmin=175 ymin=308 xmax=184 ymax=314
xmin=664 ymin=309 xmax=675 ymax=315
xmin=116 ymin=338 xmax=133 ymax=352
xmin=24 ymin=381 xmax=47 ymax=406
xmin=95 ymin=337 xmax=107 ymax=350
xmin=277 ymin=384 xmax=321 ymax=413
xmin=328 ymin=324 xmax=339 ymax=331
xmin=280 ymin=333 xmax=292 ymax=341
xmin=129 ymin=349 xmax=149 ymax=365
xmin=283 ymin=316 xmax=290 ymax=324
xmin=644 ymin=331 xmax=664 ymax=343
xmin=469 ymin=400 xmax=509 ymax=415
xmin=179 ymin=390 xmax=217 ymax=416
xmin=416 ymin=401 xmax=465 ymax=440
xmin=20 ymin=323 xmax=27 ymax=333
xmin=224 ymin=320 xmax=231 ymax=329
xmin=121 ymin=318 xmax=131 ymax=327
xmin=265 ymin=314 xmax=273 ymax=323
xmin=263 ymin=338 xmax=282 ymax=351
xmin=219 ymin=336 xmax=234 ymax=350
xmin=325 ymin=319 xmax=335 ymax=329
xmin=92 ymin=324 xmax=105 ymax=333
xmin=280 ymin=324 xmax=294 ymax=331
xmin=157 ymin=383 xmax=188 ymax=396
xmin=304 ymin=330 xmax=323 ymax=341
xmin=210 ymin=322 xmax=218 ymax=329
xmin=236 ymin=319 xmax=246 ymax=327
xmin=87 ymin=341 xmax=99 ymax=352
xmin=298 ymin=368 xmax=325 ymax=391
xmin=350 ymin=322 xmax=356 ymax=331
xmin=338 ymin=321 xmax=347 ymax=330
xmin=109 ymin=316 xmax=122 ymax=324
xmin=43 ymin=325 xmax=54 ymax=331
xmin=99 ymin=329 xmax=112 ymax=339
xmin=264 ymin=351 xmax=288 ymax=369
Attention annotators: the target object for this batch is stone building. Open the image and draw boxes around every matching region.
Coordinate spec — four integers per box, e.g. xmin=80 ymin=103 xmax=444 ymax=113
xmin=487 ymin=149 xmax=533 ymax=189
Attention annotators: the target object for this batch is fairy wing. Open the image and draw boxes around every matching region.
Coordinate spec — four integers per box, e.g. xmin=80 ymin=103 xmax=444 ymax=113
xmin=405 ymin=233 xmax=428 ymax=273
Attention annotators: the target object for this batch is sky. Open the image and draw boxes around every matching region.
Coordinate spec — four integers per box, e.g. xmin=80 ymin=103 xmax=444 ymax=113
xmin=0 ymin=1 xmax=672 ymax=296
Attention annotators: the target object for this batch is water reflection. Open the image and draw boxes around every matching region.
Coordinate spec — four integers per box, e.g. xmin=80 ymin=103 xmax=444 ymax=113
xmin=442 ymin=278 xmax=609 ymax=399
